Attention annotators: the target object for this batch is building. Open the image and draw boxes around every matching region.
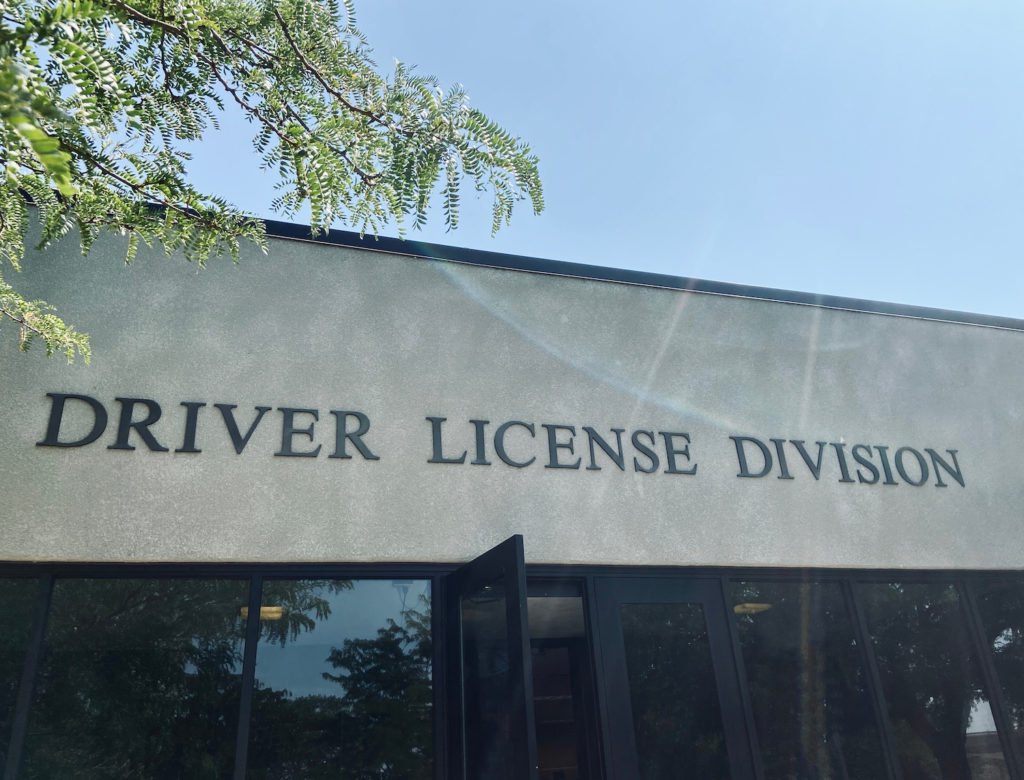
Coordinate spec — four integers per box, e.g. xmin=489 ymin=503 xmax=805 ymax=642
xmin=1 ymin=222 xmax=1022 ymax=779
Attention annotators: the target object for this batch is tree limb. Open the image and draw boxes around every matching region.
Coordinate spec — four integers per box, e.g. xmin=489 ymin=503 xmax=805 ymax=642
xmin=193 ymin=51 xmax=302 ymax=152
xmin=272 ymin=8 xmax=401 ymax=133
xmin=102 ymin=0 xmax=187 ymax=36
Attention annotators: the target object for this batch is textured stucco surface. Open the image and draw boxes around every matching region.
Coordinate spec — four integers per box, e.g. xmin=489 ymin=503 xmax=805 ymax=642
xmin=1 ymin=233 xmax=1021 ymax=568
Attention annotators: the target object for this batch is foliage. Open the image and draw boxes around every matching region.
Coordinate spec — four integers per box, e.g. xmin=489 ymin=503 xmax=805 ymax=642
xmin=14 ymin=577 xmax=431 ymax=778
xmin=974 ymin=579 xmax=1024 ymax=736
xmin=20 ymin=578 xmax=251 ymax=778
xmin=319 ymin=600 xmax=432 ymax=778
xmin=730 ymin=580 xmax=889 ymax=780
xmin=854 ymin=582 xmax=993 ymax=779
xmin=248 ymin=600 xmax=432 ymax=779
xmin=620 ymin=602 xmax=731 ymax=778
xmin=0 ymin=0 xmax=544 ymax=362
xmin=730 ymin=579 xmax=1017 ymax=780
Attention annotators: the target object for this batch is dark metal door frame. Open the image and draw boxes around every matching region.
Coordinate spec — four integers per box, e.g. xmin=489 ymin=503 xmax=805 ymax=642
xmin=591 ymin=576 xmax=759 ymax=779
xmin=445 ymin=535 xmax=539 ymax=780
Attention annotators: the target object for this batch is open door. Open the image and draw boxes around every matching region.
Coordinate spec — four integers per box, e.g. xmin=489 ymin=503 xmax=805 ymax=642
xmin=447 ymin=535 xmax=539 ymax=779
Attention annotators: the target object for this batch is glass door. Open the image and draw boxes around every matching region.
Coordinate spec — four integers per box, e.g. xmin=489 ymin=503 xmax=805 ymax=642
xmin=593 ymin=577 xmax=757 ymax=780
xmin=447 ymin=535 xmax=539 ymax=780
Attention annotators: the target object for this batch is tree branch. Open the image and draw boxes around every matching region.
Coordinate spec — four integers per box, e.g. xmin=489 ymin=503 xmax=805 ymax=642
xmin=223 ymin=28 xmax=284 ymax=66
xmin=102 ymin=0 xmax=187 ymax=36
xmin=276 ymin=100 xmax=380 ymax=184
xmin=271 ymin=8 xmax=400 ymax=132
xmin=196 ymin=48 xmax=382 ymax=186
xmin=60 ymin=140 xmax=232 ymax=235
xmin=0 ymin=301 xmax=83 ymax=358
xmin=193 ymin=52 xmax=302 ymax=151
xmin=1 ymin=304 xmax=44 ymax=341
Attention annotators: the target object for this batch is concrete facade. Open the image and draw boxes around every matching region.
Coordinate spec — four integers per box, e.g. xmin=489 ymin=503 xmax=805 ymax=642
xmin=1 ymin=229 xmax=1020 ymax=568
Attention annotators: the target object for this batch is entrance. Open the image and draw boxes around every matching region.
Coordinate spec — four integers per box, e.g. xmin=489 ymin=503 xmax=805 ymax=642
xmin=447 ymin=537 xmax=757 ymax=779
xmin=3 ymin=549 xmax=1022 ymax=777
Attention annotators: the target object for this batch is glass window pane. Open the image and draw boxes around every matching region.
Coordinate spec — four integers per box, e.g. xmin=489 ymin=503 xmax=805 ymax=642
xmin=22 ymin=578 xmax=249 ymax=779
xmin=0 ymin=579 xmax=40 ymax=769
xmin=246 ymin=579 xmax=432 ymax=779
xmin=461 ymin=577 xmax=515 ymax=780
xmin=528 ymin=594 xmax=592 ymax=780
xmin=859 ymin=582 xmax=1011 ymax=780
xmin=971 ymin=576 xmax=1024 ymax=763
xmin=620 ymin=602 xmax=731 ymax=780
xmin=729 ymin=580 xmax=888 ymax=780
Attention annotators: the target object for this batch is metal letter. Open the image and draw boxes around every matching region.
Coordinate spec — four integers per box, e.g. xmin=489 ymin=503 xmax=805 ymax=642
xmin=36 ymin=392 xmax=107 ymax=448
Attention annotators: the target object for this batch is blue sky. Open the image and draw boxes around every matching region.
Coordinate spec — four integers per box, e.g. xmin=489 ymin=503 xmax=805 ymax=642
xmin=187 ymin=1 xmax=1024 ymax=318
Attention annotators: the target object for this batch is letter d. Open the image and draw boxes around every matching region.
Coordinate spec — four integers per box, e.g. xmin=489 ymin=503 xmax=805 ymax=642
xmin=731 ymin=435 xmax=773 ymax=478
xmin=37 ymin=393 xmax=108 ymax=447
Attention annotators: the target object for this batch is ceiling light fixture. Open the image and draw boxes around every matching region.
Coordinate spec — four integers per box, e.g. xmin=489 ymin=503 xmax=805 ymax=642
xmin=240 ymin=606 xmax=284 ymax=620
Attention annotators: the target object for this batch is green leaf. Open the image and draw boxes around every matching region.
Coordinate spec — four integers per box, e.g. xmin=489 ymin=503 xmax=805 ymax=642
xmin=0 ymin=0 xmax=541 ymax=362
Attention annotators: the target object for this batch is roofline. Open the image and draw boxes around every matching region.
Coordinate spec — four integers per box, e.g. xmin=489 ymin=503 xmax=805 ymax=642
xmin=263 ymin=218 xmax=1024 ymax=333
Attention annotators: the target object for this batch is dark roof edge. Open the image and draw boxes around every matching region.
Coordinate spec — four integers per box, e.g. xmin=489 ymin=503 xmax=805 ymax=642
xmin=263 ymin=218 xmax=1024 ymax=333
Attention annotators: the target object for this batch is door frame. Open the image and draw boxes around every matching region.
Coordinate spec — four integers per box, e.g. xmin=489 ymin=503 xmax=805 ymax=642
xmin=445 ymin=535 xmax=538 ymax=780
xmin=590 ymin=575 xmax=759 ymax=779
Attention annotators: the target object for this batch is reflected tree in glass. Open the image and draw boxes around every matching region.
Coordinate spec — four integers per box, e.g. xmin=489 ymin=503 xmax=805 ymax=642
xmin=972 ymin=576 xmax=1024 ymax=761
xmin=0 ymin=579 xmax=39 ymax=771
xmin=729 ymin=580 xmax=887 ymax=780
xmin=859 ymin=582 xmax=1010 ymax=780
xmin=620 ymin=602 xmax=731 ymax=780
xmin=324 ymin=597 xmax=431 ymax=777
xmin=247 ymin=580 xmax=432 ymax=779
xmin=21 ymin=578 xmax=251 ymax=779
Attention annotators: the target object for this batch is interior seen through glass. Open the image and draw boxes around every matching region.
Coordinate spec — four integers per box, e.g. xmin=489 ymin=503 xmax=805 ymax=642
xmin=528 ymin=594 xmax=591 ymax=780
xmin=461 ymin=578 xmax=515 ymax=780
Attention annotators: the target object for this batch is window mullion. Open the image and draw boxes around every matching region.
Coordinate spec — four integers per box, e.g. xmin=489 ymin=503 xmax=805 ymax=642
xmin=845 ymin=579 xmax=903 ymax=780
xmin=232 ymin=575 xmax=263 ymax=780
xmin=3 ymin=575 xmax=53 ymax=780
xmin=961 ymin=578 xmax=1024 ymax=780
xmin=718 ymin=576 xmax=765 ymax=780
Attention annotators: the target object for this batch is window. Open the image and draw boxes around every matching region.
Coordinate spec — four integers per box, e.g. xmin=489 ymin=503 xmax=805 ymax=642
xmin=23 ymin=578 xmax=248 ymax=778
xmin=247 ymin=579 xmax=432 ymax=778
xmin=728 ymin=580 xmax=888 ymax=779
xmin=3 ymin=563 xmax=1024 ymax=780
xmin=0 ymin=579 xmax=39 ymax=772
xmin=4 ymin=574 xmax=434 ymax=779
xmin=859 ymin=582 xmax=1011 ymax=780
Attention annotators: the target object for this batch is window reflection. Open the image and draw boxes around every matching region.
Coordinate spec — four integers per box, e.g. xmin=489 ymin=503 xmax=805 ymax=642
xmin=971 ymin=577 xmax=1024 ymax=764
xmin=729 ymin=580 xmax=887 ymax=779
xmin=8 ymin=568 xmax=1024 ymax=780
xmin=620 ymin=602 xmax=731 ymax=780
xmin=22 ymin=578 xmax=249 ymax=779
xmin=0 ymin=579 xmax=38 ymax=770
xmin=461 ymin=578 xmax=515 ymax=780
xmin=246 ymin=579 xmax=432 ymax=779
xmin=858 ymin=582 xmax=1010 ymax=780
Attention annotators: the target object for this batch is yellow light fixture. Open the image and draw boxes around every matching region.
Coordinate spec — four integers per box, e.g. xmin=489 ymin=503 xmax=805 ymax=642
xmin=240 ymin=606 xmax=284 ymax=620
xmin=733 ymin=602 xmax=772 ymax=615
